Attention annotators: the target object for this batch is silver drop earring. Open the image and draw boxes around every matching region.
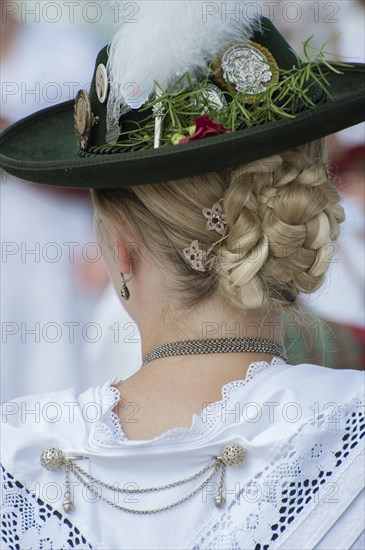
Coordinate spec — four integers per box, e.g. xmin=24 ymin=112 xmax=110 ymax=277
xmin=120 ymin=269 xmax=133 ymax=301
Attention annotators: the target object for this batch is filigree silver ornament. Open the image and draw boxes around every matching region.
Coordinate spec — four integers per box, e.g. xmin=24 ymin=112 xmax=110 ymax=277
xmin=214 ymin=40 xmax=279 ymax=102
xmin=40 ymin=448 xmax=89 ymax=514
xmin=217 ymin=443 xmax=246 ymax=466
xmin=191 ymin=84 xmax=227 ymax=115
xmin=40 ymin=447 xmax=66 ymax=471
xmin=39 ymin=441 xmax=249 ymax=514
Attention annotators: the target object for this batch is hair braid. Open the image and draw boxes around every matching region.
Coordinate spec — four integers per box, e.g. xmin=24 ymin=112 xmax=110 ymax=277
xmin=91 ymin=140 xmax=345 ymax=313
xmin=216 ymin=147 xmax=345 ymax=310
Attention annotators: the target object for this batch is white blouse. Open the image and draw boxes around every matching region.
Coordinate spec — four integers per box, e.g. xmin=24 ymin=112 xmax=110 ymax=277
xmin=1 ymin=357 xmax=364 ymax=549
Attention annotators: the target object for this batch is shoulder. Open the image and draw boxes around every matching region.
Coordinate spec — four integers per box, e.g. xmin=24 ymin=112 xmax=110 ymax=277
xmin=1 ymin=381 xmax=111 ymax=476
xmin=251 ymin=361 xmax=364 ymax=408
xmin=190 ymin=364 xmax=364 ymax=549
xmin=238 ymin=361 xmax=364 ymax=445
xmin=268 ymin=360 xmax=364 ymax=386
xmin=1 ymin=383 xmax=109 ymax=549
xmin=258 ymin=363 xmax=364 ymax=446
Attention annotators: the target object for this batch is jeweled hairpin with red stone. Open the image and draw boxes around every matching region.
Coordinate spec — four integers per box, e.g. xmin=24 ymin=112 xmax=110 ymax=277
xmin=183 ymin=240 xmax=209 ymax=273
xmin=183 ymin=200 xmax=229 ymax=272
xmin=203 ymin=201 xmax=228 ymax=235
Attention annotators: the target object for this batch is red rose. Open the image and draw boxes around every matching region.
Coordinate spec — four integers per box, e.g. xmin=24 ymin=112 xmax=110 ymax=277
xmin=179 ymin=115 xmax=232 ymax=144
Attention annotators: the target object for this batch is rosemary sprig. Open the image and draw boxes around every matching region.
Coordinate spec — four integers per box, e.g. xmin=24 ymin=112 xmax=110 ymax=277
xmin=108 ymin=37 xmax=350 ymax=151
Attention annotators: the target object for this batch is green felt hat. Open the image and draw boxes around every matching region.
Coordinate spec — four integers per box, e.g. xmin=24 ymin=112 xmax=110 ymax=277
xmin=0 ymin=16 xmax=364 ymax=189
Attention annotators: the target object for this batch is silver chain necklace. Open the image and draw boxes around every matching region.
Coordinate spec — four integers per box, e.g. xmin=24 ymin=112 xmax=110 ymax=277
xmin=142 ymin=337 xmax=288 ymax=367
xmin=40 ymin=338 xmax=287 ymax=515
xmin=40 ymin=443 xmax=246 ymax=514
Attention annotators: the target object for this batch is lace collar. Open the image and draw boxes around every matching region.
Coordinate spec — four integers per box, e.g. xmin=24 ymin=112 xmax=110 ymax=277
xmin=91 ymin=356 xmax=286 ymax=446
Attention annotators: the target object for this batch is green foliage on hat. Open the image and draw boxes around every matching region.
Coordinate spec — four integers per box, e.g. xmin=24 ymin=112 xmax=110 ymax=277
xmin=104 ymin=37 xmax=350 ymax=152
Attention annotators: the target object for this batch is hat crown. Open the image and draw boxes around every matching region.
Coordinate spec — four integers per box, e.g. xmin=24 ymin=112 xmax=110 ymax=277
xmin=1 ymin=13 xmax=364 ymax=189
xmin=85 ymin=17 xmax=323 ymax=151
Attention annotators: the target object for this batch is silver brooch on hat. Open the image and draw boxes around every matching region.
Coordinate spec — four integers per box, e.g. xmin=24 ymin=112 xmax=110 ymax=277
xmin=190 ymin=83 xmax=227 ymax=115
xmin=74 ymin=90 xmax=100 ymax=150
xmin=105 ymin=82 xmax=154 ymax=144
xmin=105 ymin=92 xmax=130 ymax=144
xmin=95 ymin=63 xmax=109 ymax=104
xmin=213 ymin=40 xmax=279 ymax=102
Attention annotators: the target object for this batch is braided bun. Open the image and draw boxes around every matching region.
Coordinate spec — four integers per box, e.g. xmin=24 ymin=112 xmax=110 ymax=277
xmin=91 ymin=140 xmax=345 ymax=313
xmin=217 ymin=145 xmax=344 ymax=310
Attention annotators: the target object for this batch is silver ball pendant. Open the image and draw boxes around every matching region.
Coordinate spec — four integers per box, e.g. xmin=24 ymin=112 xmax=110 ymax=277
xmin=219 ymin=443 xmax=246 ymax=466
xmin=63 ymin=499 xmax=73 ymax=513
xmin=214 ymin=494 xmax=225 ymax=508
xmin=40 ymin=447 xmax=66 ymax=471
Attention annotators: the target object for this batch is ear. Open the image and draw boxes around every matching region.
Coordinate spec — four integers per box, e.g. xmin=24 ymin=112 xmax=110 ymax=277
xmin=107 ymin=229 xmax=142 ymax=275
xmin=95 ymin=216 xmax=141 ymax=276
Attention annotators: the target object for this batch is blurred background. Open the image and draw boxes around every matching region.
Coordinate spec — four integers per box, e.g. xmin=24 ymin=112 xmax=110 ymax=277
xmin=1 ymin=0 xmax=364 ymax=402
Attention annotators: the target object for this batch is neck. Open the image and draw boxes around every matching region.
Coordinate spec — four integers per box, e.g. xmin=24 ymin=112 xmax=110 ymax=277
xmin=136 ymin=296 xmax=284 ymax=377
xmin=118 ymin=299 xmax=286 ymax=425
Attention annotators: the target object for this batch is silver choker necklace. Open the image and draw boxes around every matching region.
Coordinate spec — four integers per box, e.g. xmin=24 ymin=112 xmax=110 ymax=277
xmin=141 ymin=337 xmax=288 ymax=367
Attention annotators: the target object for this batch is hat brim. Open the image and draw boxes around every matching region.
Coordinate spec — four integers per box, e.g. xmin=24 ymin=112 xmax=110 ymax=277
xmin=1 ymin=66 xmax=364 ymax=189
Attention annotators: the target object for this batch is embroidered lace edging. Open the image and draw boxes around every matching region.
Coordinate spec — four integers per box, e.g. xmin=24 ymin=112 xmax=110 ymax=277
xmin=186 ymin=389 xmax=365 ymax=550
xmin=92 ymin=357 xmax=286 ymax=445
xmin=0 ymin=464 xmax=94 ymax=550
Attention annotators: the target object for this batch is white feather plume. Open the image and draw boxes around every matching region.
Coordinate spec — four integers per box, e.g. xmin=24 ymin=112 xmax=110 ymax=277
xmin=107 ymin=0 xmax=260 ymax=127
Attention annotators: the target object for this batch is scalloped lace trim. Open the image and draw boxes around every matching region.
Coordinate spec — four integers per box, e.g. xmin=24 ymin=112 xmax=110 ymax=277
xmin=92 ymin=356 xmax=286 ymax=445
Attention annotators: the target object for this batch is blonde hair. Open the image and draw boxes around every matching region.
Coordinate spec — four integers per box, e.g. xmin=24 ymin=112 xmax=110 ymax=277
xmin=91 ymin=140 xmax=345 ymax=314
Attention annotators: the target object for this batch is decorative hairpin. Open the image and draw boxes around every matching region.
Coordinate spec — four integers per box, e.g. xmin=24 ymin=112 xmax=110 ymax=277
xmin=203 ymin=201 xmax=228 ymax=235
xmin=183 ymin=240 xmax=209 ymax=272
xmin=183 ymin=201 xmax=229 ymax=272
